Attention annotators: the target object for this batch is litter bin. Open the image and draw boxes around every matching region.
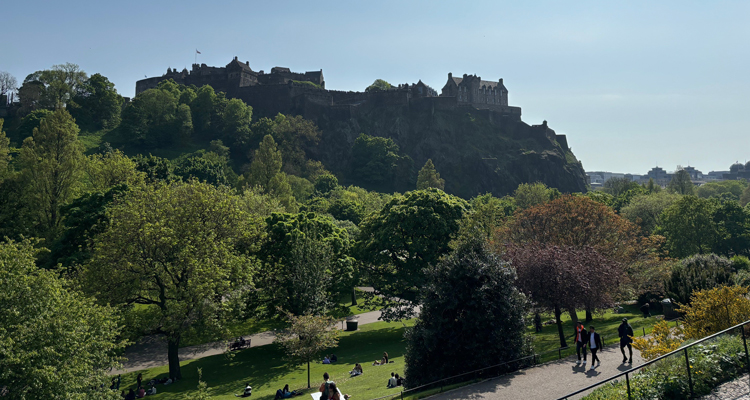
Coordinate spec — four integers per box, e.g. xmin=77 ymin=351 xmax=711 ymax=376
xmin=346 ymin=320 xmax=359 ymax=331
xmin=662 ymin=298 xmax=679 ymax=320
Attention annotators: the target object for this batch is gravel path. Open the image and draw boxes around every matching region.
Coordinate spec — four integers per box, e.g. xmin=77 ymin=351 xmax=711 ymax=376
xmin=428 ymin=346 xmax=645 ymax=400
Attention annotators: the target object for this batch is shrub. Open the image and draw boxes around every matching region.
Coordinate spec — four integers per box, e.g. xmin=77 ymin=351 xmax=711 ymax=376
xmin=632 ymin=320 xmax=683 ymax=361
xmin=665 ymin=254 xmax=733 ymax=305
xmin=678 ymin=285 xmax=750 ymax=339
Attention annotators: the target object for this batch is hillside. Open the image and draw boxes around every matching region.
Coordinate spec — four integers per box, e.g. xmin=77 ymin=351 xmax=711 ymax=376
xmin=312 ymin=101 xmax=587 ymax=198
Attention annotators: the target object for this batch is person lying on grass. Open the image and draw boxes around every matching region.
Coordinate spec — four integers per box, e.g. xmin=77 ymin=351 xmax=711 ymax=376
xmin=349 ymin=363 xmax=363 ymax=377
xmin=234 ymin=383 xmax=252 ymax=398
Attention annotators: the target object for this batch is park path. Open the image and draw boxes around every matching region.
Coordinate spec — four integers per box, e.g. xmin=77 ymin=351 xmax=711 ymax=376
xmin=429 ymin=346 xmax=645 ymax=400
xmin=113 ymin=288 xmax=387 ymax=375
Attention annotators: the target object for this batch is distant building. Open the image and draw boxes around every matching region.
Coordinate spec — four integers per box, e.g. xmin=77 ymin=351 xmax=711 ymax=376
xmin=681 ymin=166 xmax=704 ymax=181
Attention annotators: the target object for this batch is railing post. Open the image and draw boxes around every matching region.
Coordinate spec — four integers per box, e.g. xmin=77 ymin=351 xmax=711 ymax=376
xmin=741 ymin=324 xmax=750 ymax=390
xmin=626 ymin=371 xmax=632 ymax=400
xmin=558 ymin=347 xmax=562 ymax=360
xmin=684 ymin=347 xmax=694 ymax=398
xmin=642 ymin=327 xmax=646 ymax=336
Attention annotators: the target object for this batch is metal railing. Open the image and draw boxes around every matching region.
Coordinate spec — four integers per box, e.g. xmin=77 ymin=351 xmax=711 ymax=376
xmin=556 ymin=319 xmax=750 ymax=400
xmin=366 ymin=318 xmax=677 ymax=400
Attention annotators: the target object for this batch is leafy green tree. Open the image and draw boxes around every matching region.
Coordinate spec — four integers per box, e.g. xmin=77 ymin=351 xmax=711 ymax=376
xmin=666 ymin=254 xmax=734 ymax=305
xmin=260 ymin=212 xmax=353 ymax=316
xmin=584 ymin=191 xmax=614 ymax=206
xmin=513 ymin=182 xmax=559 ymax=210
xmin=741 ymin=186 xmax=750 ymax=207
xmin=416 ymin=159 xmax=445 ymax=190
xmin=134 ymin=154 xmax=176 ymax=182
xmin=85 ymin=149 xmax=145 ymax=192
xmin=603 ymin=177 xmax=641 ymax=197
xmin=620 ymin=191 xmax=681 ymax=235
xmin=610 ymin=186 xmax=649 ymax=212
xmin=20 ymin=108 xmax=85 ymax=239
xmin=174 ymin=150 xmax=238 ymax=187
xmin=365 ymin=79 xmax=392 ymax=92
xmin=0 ymin=175 xmax=34 ymax=241
xmin=24 ymin=63 xmax=88 ymax=108
xmin=462 ymin=194 xmax=515 ymax=239
xmin=257 ymin=114 xmax=321 ymax=177
xmin=314 ymin=173 xmax=339 ymax=195
xmin=275 ymin=313 xmax=340 ymax=388
xmin=222 ymin=98 xmax=252 ymax=147
xmin=287 ymin=174 xmax=315 ymax=201
xmin=328 ymin=198 xmax=366 ymax=224
xmin=209 ymin=139 xmax=230 ymax=158
xmin=697 ymin=180 xmax=748 ymax=201
xmin=404 ymin=236 xmax=529 ymax=388
xmin=645 ymin=177 xmax=662 ymax=194
xmin=70 ymin=73 xmax=123 ymax=130
xmin=656 ymin=196 xmax=717 ymax=258
xmin=190 ymin=85 xmax=216 ymax=135
xmin=268 ymin=172 xmax=298 ymax=212
xmin=0 ymin=119 xmax=10 ymax=183
xmin=17 ymin=108 xmax=53 ymax=140
xmin=351 ymin=133 xmax=407 ymax=186
xmin=356 ymin=189 xmax=469 ymax=320
xmin=0 ymin=240 xmax=125 ymax=399
xmin=85 ymin=180 xmax=261 ymax=380
xmin=712 ymin=200 xmax=750 ymax=256
xmin=248 ymin=134 xmax=282 ymax=190
xmin=17 ymin=80 xmax=47 ymax=113
xmin=120 ymin=81 xmax=191 ymax=147
xmin=667 ymin=169 xmax=695 ymax=195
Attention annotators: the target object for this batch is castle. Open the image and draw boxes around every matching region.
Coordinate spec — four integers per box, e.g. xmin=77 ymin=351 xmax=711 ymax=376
xmin=135 ymin=57 xmax=522 ymax=120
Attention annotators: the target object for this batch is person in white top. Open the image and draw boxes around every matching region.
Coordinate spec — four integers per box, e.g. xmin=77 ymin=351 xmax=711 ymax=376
xmin=387 ymin=372 xmax=397 ymax=388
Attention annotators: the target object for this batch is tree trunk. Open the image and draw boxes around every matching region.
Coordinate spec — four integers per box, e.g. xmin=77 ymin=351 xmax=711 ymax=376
xmin=168 ymin=336 xmax=182 ymax=380
xmin=567 ymin=307 xmax=578 ymax=326
xmin=307 ymin=361 xmax=311 ymax=389
xmin=585 ymin=307 xmax=593 ymax=322
xmin=555 ymin=305 xmax=567 ymax=348
xmin=351 ymin=287 xmax=357 ymax=306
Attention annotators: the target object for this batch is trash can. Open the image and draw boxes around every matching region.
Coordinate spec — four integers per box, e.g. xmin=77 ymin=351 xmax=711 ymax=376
xmin=662 ymin=298 xmax=679 ymax=320
xmin=346 ymin=320 xmax=359 ymax=331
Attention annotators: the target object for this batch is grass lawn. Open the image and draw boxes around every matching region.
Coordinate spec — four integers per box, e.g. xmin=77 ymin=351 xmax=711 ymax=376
xmin=529 ymin=304 xmax=665 ymax=362
xmin=119 ymin=320 xmax=414 ymax=400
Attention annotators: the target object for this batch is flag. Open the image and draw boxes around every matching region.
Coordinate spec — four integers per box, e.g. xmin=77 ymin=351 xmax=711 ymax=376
xmin=196 ymin=49 xmax=201 ymax=54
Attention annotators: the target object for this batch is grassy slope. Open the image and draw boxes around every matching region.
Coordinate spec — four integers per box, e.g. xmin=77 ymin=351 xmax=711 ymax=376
xmin=119 ymin=320 xmax=414 ymax=400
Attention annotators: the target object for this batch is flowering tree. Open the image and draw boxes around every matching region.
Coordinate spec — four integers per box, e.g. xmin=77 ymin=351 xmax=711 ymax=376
xmin=679 ymin=285 xmax=750 ymax=339
xmin=632 ymin=320 xmax=683 ymax=361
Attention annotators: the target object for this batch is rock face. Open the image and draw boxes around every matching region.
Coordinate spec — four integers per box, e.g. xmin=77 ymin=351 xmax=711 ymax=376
xmin=311 ymin=101 xmax=587 ymax=198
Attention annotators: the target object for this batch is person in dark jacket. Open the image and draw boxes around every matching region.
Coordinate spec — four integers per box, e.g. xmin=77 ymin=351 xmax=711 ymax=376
xmin=640 ymin=302 xmax=651 ymax=318
xmin=574 ymin=321 xmax=588 ymax=366
xmin=588 ymin=326 xmax=603 ymax=370
xmin=618 ymin=318 xmax=634 ymax=363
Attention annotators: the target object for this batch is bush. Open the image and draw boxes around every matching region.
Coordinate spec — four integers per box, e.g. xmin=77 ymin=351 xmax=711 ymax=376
xmin=732 ymin=255 xmax=750 ymax=271
xmin=665 ymin=254 xmax=734 ymax=305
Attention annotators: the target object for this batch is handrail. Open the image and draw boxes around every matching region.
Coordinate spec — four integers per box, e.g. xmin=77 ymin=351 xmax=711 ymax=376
xmin=556 ymin=318 xmax=750 ymax=399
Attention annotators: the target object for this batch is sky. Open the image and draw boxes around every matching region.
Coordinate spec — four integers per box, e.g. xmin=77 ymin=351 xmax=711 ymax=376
xmin=3 ymin=0 xmax=749 ymax=174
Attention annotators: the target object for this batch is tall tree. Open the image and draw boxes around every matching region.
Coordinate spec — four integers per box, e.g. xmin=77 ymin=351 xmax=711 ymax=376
xmin=70 ymin=73 xmax=123 ymax=130
xmin=84 ymin=180 xmax=262 ymax=380
xmin=248 ymin=134 xmax=282 ymax=190
xmin=0 ymin=119 xmax=10 ymax=183
xmin=656 ymin=196 xmax=718 ymax=258
xmin=404 ymin=236 xmax=529 ymax=388
xmin=355 ymin=189 xmax=468 ymax=320
xmin=85 ymin=149 xmax=145 ymax=192
xmin=275 ymin=313 xmax=340 ymax=389
xmin=25 ymin=63 xmax=88 ymax=108
xmin=667 ymin=169 xmax=695 ymax=195
xmin=0 ymin=240 xmax=125 ymax=400
xmin=620 ymin=191 xmax=681 ymax=235
xmin=0 ymin=71 xmax=17 ymax=101
xmin=20 ymin=109 xmax=85 ymax=239
xmin=416 ymin=159 xmax=445 ymax=190
xmin=513 ymin=182 xmax=560 ymax=210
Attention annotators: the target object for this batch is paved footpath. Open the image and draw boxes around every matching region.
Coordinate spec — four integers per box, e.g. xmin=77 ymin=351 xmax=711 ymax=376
xmin=114 ymin=308 xmax=385 ymax=375
xmin=701 ymin=374 xmax=750 ymax=400
xmin=430 ymin=346 xmax=644 ymax=400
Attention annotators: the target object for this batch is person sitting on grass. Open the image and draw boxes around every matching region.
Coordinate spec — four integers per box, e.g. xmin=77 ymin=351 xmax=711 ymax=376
xmin=323 ymin=355 xmax=331 ymax=364
xmin=137 ymin=386 xmax=146 ymax=398
xmin=349 ymin=363 xmax=363 ymax=377
xmin=330 ymin=354 xmax=338 ymax=363
xmin=125 ymin=389 xmax=136 ymax=400
xmin=234 ymin=383 xmax=252 ymax=398
xmin=373 ymin=352 xmax=389 ymax=366
xmin=328 ymin=383 xmax=341 ymax=400
xmin=395 ymin=374 xmax=403 ymax=387
xmin=146 ymin=383 xmax=157 ymax=396
xmin=387 ymin=372 xmax=397 ymax=388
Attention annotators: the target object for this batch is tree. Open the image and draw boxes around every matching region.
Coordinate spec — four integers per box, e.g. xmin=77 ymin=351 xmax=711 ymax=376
xmin=275 ymin=313 xmax=340 ymax=389
xmin=512 ymin=182 xmax=559 ymax=210
xmin=84 ymin=180 xmax=261 ymax=380
xmin=620 ymin=191 xmax=681 ymax=235
xmin=603 ymin=177 xmax=641 ymax=197
xmin=314 ymin=173 xmax=339 ymax=195
xmin=416 ymin=159 xmax=445 ymax=190
xmin=70 ymin=73 xmax=123 ymax=130
xmin=268 ymin=172 xmax=297 ymax=212
xmin=506 ymin=243 xmax=623 ymax=347
xmin=678 ymin=285 xmax=750 ymax=338
xmin=667 ymin=169 xmax=694 ymax=195
xmin=665 ymin=254 xmax=734 ymax=306
xmin=248 ymin=134 xmax=282 ymax=190
xmin=656 ymin=196 xmax=718 ymax=258
xmin=741 ymin=186 xmax=750 ymax=207
xmin=350 ymin=133 xmax=408 ymax=186
xmin=174 ymin=150 xmax=238 ymax=187
xmin=461 ymin=194 xmax=515 ymax=240
xmin=712 ymin=200 xmax=750 ymax=257
xmin=697 ymin=180 xmax=748 ymax=201
xmin=85 ymin=149 xmax=145 ymax=192
xmin=252 ymin=114 xmax=321 ymax=177
xmin=221 ymin=98 xmax=252 ymax=147
xmin=365 ymin=79 xmax=392 ymax=92
xmin=404 ymin=236 xmax=529 ymax=388
xmin=20 ymin=109 xmax=85 ymax=239
xmin=25 ymin=63 xmax=88 ymax=108
xmin=0 ymin=240 xmax=125 ymax=399
xmin=259 ymin=212 xmax=353 ymax=316
xmin=355 ymin=189 xmax=469 ymax=320
xmin=17 ymin=108 xmax=53 ymax=139
xmin=0 ymin=119 xmax=10 ymax=183
xmin=0 ymin=71 xmax=17 ymax=100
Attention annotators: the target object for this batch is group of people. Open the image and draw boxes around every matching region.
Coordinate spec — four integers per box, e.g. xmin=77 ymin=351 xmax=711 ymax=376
xmin=274 ymin=384 xmax=302 ymax=399
xmin=230 ymin=336 xmax=251 ymax=351
xmin=573 ymin=318 xmax=635 ymax=371
xmin=372 ymin=352 xmax=389 ymax=366
xmin=115 ymin=373 xmax=159 ymax=399
xmin=386 ymin=372 xmax=404 ymax=388
xmin=319 ymin=372 xmax=351 ymax=400
xmin=322 ymin=354 xmax=338 ymax=364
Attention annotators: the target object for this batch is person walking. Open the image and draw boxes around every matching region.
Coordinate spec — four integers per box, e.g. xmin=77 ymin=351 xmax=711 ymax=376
xmin=640 ymin=302 xmax=651 ymax=318
xmin=618 ymin=318 xmax=634 ymax=363
xmin=574 ymin=321 xmax=588 ymax=367
xmin=588 ymin=326 xmax=603 ymax=370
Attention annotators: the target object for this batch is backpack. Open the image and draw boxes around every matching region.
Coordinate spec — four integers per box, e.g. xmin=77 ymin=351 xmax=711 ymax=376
xmin=320 ymin=382 xmax=331 ymax=400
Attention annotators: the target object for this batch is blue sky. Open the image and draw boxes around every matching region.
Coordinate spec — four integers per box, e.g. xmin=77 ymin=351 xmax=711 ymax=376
xmin=3 ymin=0 xmax=749 ymax=174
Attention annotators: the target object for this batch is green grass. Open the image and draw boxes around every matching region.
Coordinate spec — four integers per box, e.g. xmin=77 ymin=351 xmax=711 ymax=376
xmin=119 ymin=320 xmax=414 ymax=400
xmin=528 ymin=304 xmax=664 ymax=362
